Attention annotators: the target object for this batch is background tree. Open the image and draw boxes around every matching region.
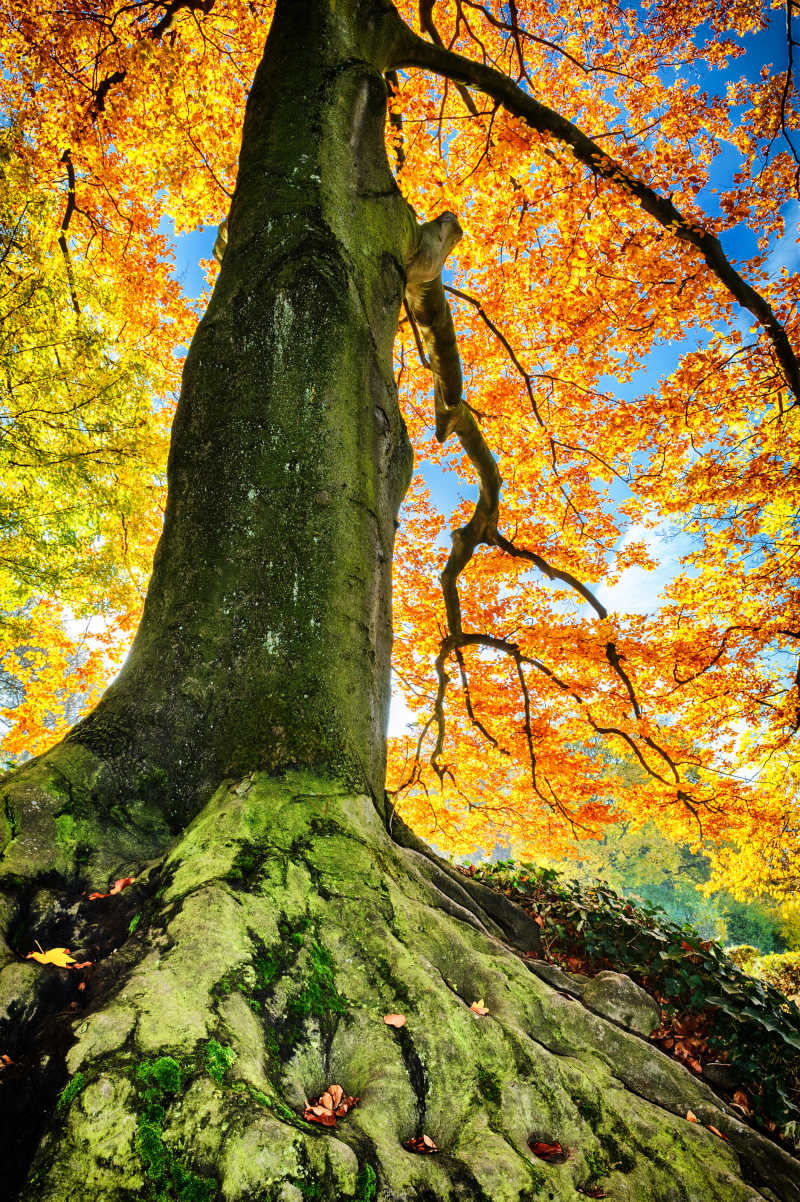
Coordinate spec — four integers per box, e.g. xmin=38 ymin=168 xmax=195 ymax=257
xmin=1 ymin=1 xmax=800 ymax=1199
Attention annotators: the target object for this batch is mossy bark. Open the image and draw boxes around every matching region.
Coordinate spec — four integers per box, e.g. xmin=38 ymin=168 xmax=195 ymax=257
xmin=13 ymin=773 xmax=800 ymax=1202
xmin=1 ymin=3 xmax=800 ymax=1199
xmin=1 ymin=0 xmax=415 ymax=855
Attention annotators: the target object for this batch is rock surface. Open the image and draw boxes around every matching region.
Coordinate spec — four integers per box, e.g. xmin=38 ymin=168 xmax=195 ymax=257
xmin=582 ymin=970 xmax=663 ymax=1036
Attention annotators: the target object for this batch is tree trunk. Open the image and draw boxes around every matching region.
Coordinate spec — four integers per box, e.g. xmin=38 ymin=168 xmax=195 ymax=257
xmin=1 ymin=3 xmax=799 ymax=1199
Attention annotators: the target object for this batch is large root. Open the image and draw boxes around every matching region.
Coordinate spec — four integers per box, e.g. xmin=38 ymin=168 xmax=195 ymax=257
xmin=2 ymin=772 xmax=799 ymax=1201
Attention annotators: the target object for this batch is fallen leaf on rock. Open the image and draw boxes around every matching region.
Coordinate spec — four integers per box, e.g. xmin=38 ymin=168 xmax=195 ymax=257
xmin=404 ymin=1134 xmax=439 ymax=1154
xmin=384 ymin=1013 xmax=407 ymax=1028
xmin=470 ymin=999 xmax=489 ymax=1016
xmin=528 ymin=1139 xmax=568 ymax=1163
xmin=26 ymin=947 xmax=77 ymax=968
xmin=732 ymin=1090 xmax=749 ymax=1113
xmin=303 ymin=1083 xmax=358 ymax=1126
xmin=706 ymin=1124 xmax=727 ymax=1141
xmin=304 ymin=1104 xmax=337 ymax=1127
xmin=88 ymin=876 xmax=134 ymax=901
xmin=578 ymin=1188 xmax=609 ymax=1199
xmin=685 ymin=1111 xmax=698 ymax=1123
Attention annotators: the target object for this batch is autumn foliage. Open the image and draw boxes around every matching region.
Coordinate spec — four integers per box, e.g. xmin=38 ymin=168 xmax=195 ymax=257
xmin=2 ymin=0 xmax=799 ymax=895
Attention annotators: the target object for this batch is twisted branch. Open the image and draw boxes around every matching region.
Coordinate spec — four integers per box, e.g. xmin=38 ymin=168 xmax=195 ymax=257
xmin=401 ymin=210 xmax=705 ymax=822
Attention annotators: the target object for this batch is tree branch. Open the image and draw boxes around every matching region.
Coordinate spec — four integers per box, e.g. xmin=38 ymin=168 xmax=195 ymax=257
xmin=392 ymin=24 xmax=800 ymax=404
xmin=57 ymin=151 xmax=81 ymax=316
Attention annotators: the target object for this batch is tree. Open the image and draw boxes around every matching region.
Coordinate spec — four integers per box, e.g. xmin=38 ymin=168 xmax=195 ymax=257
xmin=1 ymin=1 xmax=799 ymax=1198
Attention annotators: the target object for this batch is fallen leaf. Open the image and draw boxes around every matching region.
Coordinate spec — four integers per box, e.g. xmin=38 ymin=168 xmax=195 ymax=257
xmin=0 ymin=1054 xmax=12 ymax=1066
xmin=77 ymin=982 xmax=86 ymax=992
xmin=685 ymin=1111 xmax=698 ymax=1123
xmin=732 ymin=1090 xmax=749 ymax=1113
xmin=404 ymin=1134 xmax=439 ymax=1154
xmin=88 ymin=876 xmax=134 ymax=901
xmin=528 ymin=1139 xmax=568 ymax=1163
xmin=384 ymin=1013 xmax=407 ymax=1028
xmin=304 ymin=1104 xmax=337 ymax=1127
xmin=470 ymin=999 xmax=489 ymax=1016
xmin=578 ymin=1188 xmax=609 ymax=1199
xmin=26 ymin=947 xmax=76 ymax=968
xmin=534 ymin=914 xmax=544 ymax=928
xmin=706 ymin=1125 xmax=728 ymax=1141
xmin=303 ymin=1084 xmax=358 ymax=1126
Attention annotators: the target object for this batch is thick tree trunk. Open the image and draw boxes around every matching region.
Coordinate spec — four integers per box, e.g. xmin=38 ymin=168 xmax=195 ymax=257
xmin=1 ymin=3 xmax=799 ymax=1199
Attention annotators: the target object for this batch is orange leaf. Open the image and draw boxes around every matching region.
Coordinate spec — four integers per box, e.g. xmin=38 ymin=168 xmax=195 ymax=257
xmin=384 ymin=1013 xmax=407 ymax=1028
xmin=404 ymin=1134 xmax=439 ymax=1154
xmin=685 ymin=1111 xmax=698 ymax=1123
xmin=89 ymin=875 xmax=134 ymax=901
xmin=706 ymin=1125 xmax=728 ymax=1141
xmin=304 ymin=1105 xmax=336 ymax=1127
xmin=470 ymin=999 xmax=489 ymax=1016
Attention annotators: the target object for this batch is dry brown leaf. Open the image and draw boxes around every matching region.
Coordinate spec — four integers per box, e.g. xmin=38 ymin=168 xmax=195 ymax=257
xmin=304 ymin=1104 xmax=337 ymax=1127
xmin=404 ymin=1134 xmax=439 ymax=1154
xmin=303 ymin=1084 xmax=358 ymax=1127
xmin=470 ymin=999 xmax=489 ymax=1016
xmin=706 ymin=1124 xmax=728 ymax=1141
xmin=383 ymin=1013 xmax=407 ymax=1028
xmin=732 ymin=1090 xmax=749 ymax=1112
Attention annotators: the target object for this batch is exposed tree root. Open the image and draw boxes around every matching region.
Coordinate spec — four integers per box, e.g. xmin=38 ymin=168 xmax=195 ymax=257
xmin=1 ymin=772 xmax=797 ymax=1201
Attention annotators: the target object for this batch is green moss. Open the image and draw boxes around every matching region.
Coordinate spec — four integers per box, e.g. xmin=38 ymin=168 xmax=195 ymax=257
xmin=475 ymin=1067 xmax=501 ymax=1107
xmin=56 ymin=1071 xmax=86 ymax=1114
xmin=574 ymin=1091 xmax=603 ymax=1127
xmin=224 ymin=839 xmax=267 ymax=884
xmin=354 ymin=1164 xmax=377 ymax=1201
xmin=128 ymin=913 xmax=142 ymax=935
xmin=246 ymin=1085 xmax=316 ymax=1132
xmin=583 ymin=1146 xmax=611 ymax=1180
xmin=55 ymin=812 xmax=75 ymax=847
xmin=136 ymin=1114 xmax=216 ymax=1202
xmin=138 ymin=1056 xmax=182 ymax=1094
xmin=204 ymin=1038 xmax=236 ymax=1084
xmin=289 ymin=940 xmax=348 ymax=1021
xmin=134 ymin=1056 xmax=215 ymax=1201
xmin=254 ymin=951 xmax=281 ymax=989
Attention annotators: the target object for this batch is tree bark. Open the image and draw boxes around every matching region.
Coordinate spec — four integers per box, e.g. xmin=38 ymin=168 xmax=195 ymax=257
xmin=0 ymin=3 xmax=799 ymax=1199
